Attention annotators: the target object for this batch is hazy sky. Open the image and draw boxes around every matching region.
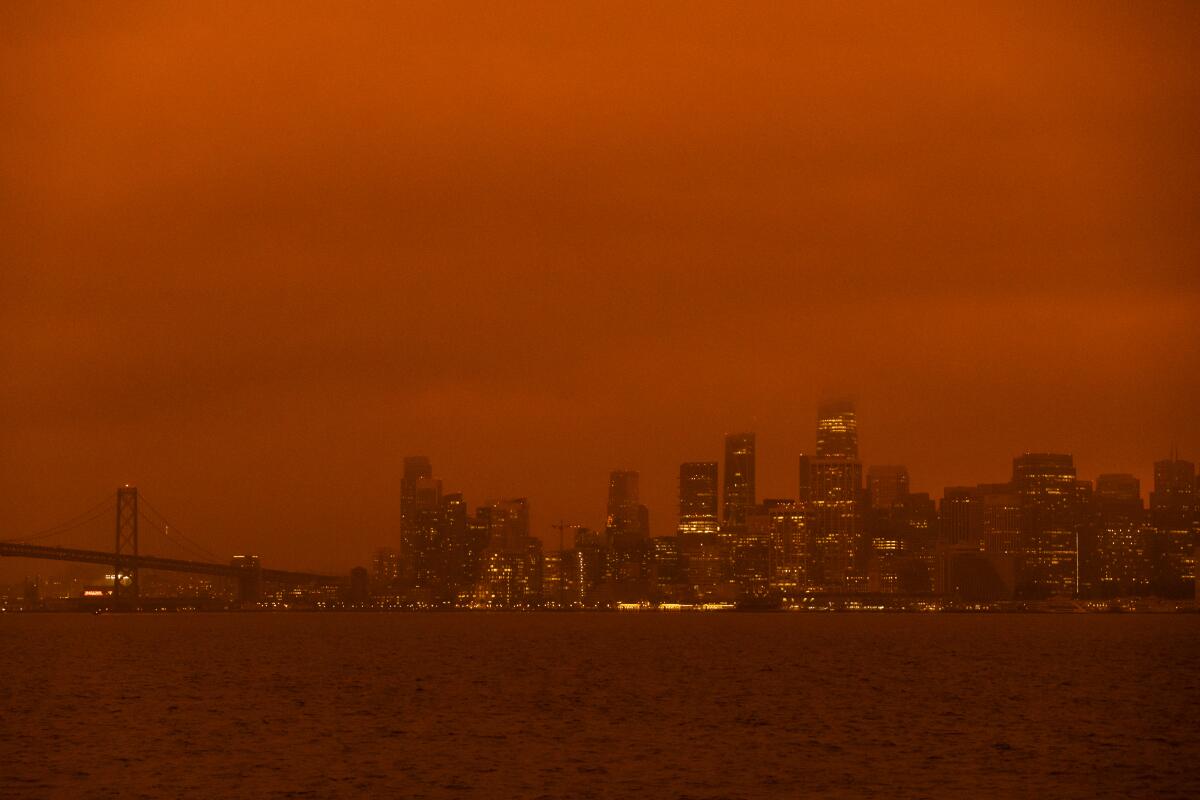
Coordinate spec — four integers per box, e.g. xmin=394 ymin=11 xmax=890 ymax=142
xmin=2 ymin=2 xmax=1197 ymax=572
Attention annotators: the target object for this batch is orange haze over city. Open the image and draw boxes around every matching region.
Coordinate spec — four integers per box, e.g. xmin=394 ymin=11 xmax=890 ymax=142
xmin=2 ymin=1 xmax=1197 ymax=572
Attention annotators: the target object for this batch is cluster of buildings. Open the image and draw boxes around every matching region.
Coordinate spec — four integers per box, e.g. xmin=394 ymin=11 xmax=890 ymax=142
xmin=372 ymin=403 xmax=1199 ymax=608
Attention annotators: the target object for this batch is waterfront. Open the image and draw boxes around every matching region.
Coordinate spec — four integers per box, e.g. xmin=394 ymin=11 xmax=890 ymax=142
xmin=2 ymin=614 xmax=1197 ymax=798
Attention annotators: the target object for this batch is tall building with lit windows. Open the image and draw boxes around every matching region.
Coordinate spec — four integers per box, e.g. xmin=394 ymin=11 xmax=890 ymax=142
xmin=803 ymin=402 xmax=864 ymax=590
xmin=816 ymin=401 xmax=859 ymax=460
xmin=678 ymin=462 xmax=719 ymax=535
xmin=478 ymin=498 xmax=542 ymax=607
xmin=1150 ymin=455 xmax=1197 ymax=597
xmin=1012 ymin=453 xmax=1081 ymax=597
xmin=399 ymin=455 xmax=432 ymax=551
xmin=604 ymin=470 xmax=650 ymax=599
xmin=1092 ymin=473 xmax=1150 ymax=597
xmin=722 ymin=434 xmax=756 ymax=532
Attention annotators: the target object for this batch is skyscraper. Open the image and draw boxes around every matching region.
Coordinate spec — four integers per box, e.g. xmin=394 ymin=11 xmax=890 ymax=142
xmin=678 ymin=462 xmax=719 ymax=535
xmin=939 ymin=487 xmax=982 ymax=548
xmin=808 ymin=460 xmax=864 ymax=590
xmin=722 ymin=433 xmax=756 ymax=531
xmin=405 ymin=475 xmax=443 ymax=588
xmin=805 ymin=402 xmax=864 ymax=590
xmin=399 ymin=455 xmax=432 ymax=550
xmin=816 ymin=401 xmax=859 ymax=460
xmin=1150 ymin=454 xmax=1197 ymax=597
xmin=1012 ymin=453 xmax=1081 ymax=597
xmin=606 ymin=470 xmax=646 ymax=540
xmin=1093 ymin=473 xmax=1150 ymax=597
xmin=605 ymin=470 xmax=651 ymax=598
xmin=478 ymin=498 xmax=542 ymax=607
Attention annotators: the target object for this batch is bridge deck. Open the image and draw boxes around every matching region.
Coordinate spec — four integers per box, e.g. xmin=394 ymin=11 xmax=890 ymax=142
xmin=0 ymin=542 xmax=344 ymax=586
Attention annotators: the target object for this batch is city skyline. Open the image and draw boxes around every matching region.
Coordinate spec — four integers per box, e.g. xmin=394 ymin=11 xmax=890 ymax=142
xmin=15 ymin=396 xmax=1191 ymax=609
xmin=3 ymin=4 xmax=1197 ymax=797
xmin=331 ymin=399 xmax=1191 ymax=608
xmin=1 ymin=405 xmax=1195 ymax=576
xmin=2 ymin=3 xmax=1197 ymax=575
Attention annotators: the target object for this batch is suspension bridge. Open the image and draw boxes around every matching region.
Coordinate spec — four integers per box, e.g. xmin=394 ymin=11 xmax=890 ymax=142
xmin=0 ymin=487 xmax=355 ymax=607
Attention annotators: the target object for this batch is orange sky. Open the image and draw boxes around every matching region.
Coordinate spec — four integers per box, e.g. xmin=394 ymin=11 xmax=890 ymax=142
xmin=2 ymin=2 xmax=1197 ymax=572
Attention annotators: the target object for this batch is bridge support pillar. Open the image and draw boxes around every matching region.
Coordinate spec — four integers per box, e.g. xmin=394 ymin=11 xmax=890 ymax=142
xmin=114 ymin=486 xmax=139 ymax=604
xmin=232 ymin=556 xmax=263 ymax=606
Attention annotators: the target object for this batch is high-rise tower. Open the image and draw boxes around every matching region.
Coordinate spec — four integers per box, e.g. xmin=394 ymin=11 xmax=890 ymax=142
xmin=805 ymin=402 xmax=864 ymax=590
xmin=606 ymin=470 xmax=647 ymax=540
xmin=1012 ymin=453 xmax=1081 ymax=597
xmin=678 ymin=462 xmax=719 ymax=535
xmin=400 ymin=455 xmax=432 ymax=549
xmin=1150 ymin=454 xmax=1197 ymax=596
xmin=722 ymin=433 xmax=756 ymax=530
xmin=816 ymin=401 xmax=859 ymax=460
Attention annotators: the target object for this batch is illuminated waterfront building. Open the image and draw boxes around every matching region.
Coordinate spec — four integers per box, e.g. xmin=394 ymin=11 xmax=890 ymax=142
xmin=371 ymin=547 xmax=402 ymax=595
xmin=736 ymin=503 xmax=780 ymax=598
xmin=1012 ymin=453 xmax=1081 ymax=597
xmin=477 ymin=498 xmax=543 ymax=606
xmin=678 ymin=532 xmax=733 ymax=602
xmin=400 ymin=475 xmax=444 ymax=591
xmin=441 ymin=492 xmax=485 ymax=602
xmin=542 ymin=551 xmax=564 ymax=607
xmin=863 ymin=467 xmax=910 ymax=592
xmin=807 ymin=459 xmax=863 ymax=590
xmin=1092 ymin=473 xmax=1150 ymax=597
xmin=571 ymin=527 xmax=606 ymax=606
xmin=750 ymin=501 xmax=810 ymax=598
xmin=889 ymin=492 xmax=938 ymax=593
xmin=650 ymin=536 xmax=682 ymax=600
xmin=803 ymin=403 xmax=864 ymax=590
xmin=722 ymin=433 xmax=756 ymax=532
xmin=678 ymin=462 xmax=719 ymax=535
xmin=1150 ymin=454 xmax=1197 ymax=597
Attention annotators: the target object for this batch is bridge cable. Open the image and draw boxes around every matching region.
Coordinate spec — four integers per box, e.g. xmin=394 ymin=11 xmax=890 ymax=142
xmin=0 ymin=496 xmax=116 ymax=544
xmin=135 ymin=495 xmax=226 ymax=563
xmin=137 ymin=508 xmax=224 ymax=563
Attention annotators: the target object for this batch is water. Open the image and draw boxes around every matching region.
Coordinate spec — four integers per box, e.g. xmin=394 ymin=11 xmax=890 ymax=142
xmin=2 ymin=613 xmax=1197 ymax=798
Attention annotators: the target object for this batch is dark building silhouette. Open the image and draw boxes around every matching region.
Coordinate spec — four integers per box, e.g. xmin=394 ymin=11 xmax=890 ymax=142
xmin=1150 ymin=454 xmax=1197 ymax=597
xmin=722 ymin=433 xmax=756 ymax=532
xmin=399 ymin=455 xmax=432 ymax=548
xmin=940 ymin=486 xmax=982 ymax=548
xmin=604 ymin=470 xmax=650 ymax=601
xmin=606 ymin=470 xmax=648 ymax=540
xmin=867 ymin=465 xmax=909 ymax=510
xmin=981 ymin=486 xmax=1022 ymax=555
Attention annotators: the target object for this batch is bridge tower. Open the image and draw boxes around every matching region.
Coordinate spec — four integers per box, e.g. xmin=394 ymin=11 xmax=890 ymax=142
xmin=114 ymin=486 xmax=139 ymax=602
